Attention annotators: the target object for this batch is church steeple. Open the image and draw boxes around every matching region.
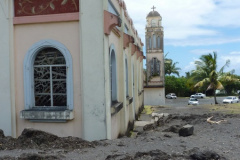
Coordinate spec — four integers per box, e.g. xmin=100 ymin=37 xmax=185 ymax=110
xmin=146 ymin=7 xmax=163 ymax=52
xmin=145 ymin=6 xmax=164 ymax=80
xmin=146 ymin=6 xmax=162 ymax=28
xmin=144 ymin=7 xmax=166 ymax=106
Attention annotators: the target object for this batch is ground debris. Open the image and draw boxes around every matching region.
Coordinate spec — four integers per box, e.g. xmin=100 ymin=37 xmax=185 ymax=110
xmin=190 ymin=150 xmax=226 ymax=160
xmin=163 ymin=125 xmax=182 ymax=133
xmin=0 ymin=153 xmax=61 ymax=160
xmin=0 ymin=130 xmax=4 ymax=138
xmin=134 ymin=149 xmax=171 ymax=160
xmin=143 ymin=123 xmax=156 ymax=131
xmin=0 ymin=128 xmax=102 ymax=151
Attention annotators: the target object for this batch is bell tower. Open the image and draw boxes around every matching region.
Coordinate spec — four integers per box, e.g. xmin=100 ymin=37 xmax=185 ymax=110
xmin=144 ymin=6 xmax=165 ymax=105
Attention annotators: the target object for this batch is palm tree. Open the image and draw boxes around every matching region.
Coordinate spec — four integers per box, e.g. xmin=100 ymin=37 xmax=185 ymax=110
xmin=219 ymin=71 xmax=240 ymax=95
xmin=164 ymin=53 xmax=181 ymax=77
xmin=191 ymin=52 xmax=230 ymax=104
xmin=165 ymin=60 xmax=181 ymax=76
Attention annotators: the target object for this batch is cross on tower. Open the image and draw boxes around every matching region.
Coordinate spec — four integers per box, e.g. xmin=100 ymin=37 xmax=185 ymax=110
xmin=151 ymin=6 xmax=156 ymax=11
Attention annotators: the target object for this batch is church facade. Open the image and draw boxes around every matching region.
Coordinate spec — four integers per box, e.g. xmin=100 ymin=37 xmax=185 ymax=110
xmin=0 ymin=0 xmax=144 ymax=141
xmin=144 ymin=8 xmax=165 ymax=106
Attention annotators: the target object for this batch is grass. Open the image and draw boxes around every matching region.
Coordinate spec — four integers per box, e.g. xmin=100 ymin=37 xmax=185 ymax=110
xmin=203 ymin=103 xmax=240 ymax=114
xmin=143 ymin=105 xmax=153 ymax=115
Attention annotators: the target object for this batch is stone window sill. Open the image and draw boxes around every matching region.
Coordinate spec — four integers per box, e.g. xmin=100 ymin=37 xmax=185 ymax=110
xmin=20 ymin=110 xmax=74 ymax=122
xmin=111 ymin=102 xmax=123 ymax=116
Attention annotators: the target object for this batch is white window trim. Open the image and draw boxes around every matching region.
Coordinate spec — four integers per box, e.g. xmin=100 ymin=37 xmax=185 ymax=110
xmin=23 ymin=39 xmax=74 ymax=110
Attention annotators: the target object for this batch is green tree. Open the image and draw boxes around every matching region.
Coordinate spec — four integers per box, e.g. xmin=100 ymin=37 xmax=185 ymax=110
xmin=164 ymin=53 xmax=181 ymax=77
xmin=165 ymin=76 xmax=192 ymax=97
xmin=219 ymin=72 xmax=240 ymax=95
xmin=191 ymin=52 xmax=230 ymax=104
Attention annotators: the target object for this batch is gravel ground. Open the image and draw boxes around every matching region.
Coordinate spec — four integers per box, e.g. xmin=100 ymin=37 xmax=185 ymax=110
xmin=0 ymin=103 xmax=240 ymax=160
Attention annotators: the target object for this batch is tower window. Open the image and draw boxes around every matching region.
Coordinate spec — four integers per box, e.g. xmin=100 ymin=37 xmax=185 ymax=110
xmin=150 ymin=57 xmax=160 ymax=76
xmin=157 ymin=36 xmax=161 ymax=49
xmin=153 ymin=34 xmax=156 ymax=49
xmin=148 ymin=37 xmax=152 ymax=49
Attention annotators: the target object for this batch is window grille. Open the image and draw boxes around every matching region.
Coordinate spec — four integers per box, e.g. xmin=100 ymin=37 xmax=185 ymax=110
xmin=34 ymin=48 xmax=67 ymax=107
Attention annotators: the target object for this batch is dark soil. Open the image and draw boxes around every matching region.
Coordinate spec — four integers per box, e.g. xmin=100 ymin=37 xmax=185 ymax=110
xmin=0 ymin=128 xmax=99 ymax=151
xmin=0 ymin=105 xmax=239 ymax=159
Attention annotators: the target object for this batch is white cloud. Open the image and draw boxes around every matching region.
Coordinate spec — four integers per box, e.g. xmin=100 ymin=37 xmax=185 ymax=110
xmin=165 ymin=37 xmax=240 ymax=47
xmin=229 ymin=51 xmax=240 ymax=55
xmin=190 ymin=49 xmax=218 ymax=55
xmin=183 ymin=61 xmax=196 ymax=73
xmin=124 ymin=0 xmax=240 ymax=46
xmin=181 ymin=54 xmax=240 ymax=76
xmin=219 ymin=55 xmax=240 ymax=74
xmin=206 ymin=0 xmax=240 ymax=27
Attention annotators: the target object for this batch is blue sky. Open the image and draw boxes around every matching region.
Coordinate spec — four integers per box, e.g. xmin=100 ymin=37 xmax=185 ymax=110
xmin=124 ymin=0 xmax=240 ymax=76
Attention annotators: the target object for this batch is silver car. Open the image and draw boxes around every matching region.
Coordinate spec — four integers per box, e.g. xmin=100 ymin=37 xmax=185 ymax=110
xmin=166 ymin=93 xmax=177 ymax=99
xmin=190 ymin=93 xmax=206 ymax=99
xmin=188 ymin=98 xmax=199 ymax=105
xmin=223 ymin=96 xmax=239 ymax=104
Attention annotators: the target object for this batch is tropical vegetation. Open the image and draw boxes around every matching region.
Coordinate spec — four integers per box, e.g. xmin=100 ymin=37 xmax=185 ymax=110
xmin=164 ymin=52 xmax=240 ymax=103
xmin=164 ymin=53 xmax=181 ymax=77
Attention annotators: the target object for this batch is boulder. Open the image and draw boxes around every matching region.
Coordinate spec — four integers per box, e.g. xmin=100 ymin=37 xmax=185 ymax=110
xmin=179 ymin=124 xmax=194 ymax=137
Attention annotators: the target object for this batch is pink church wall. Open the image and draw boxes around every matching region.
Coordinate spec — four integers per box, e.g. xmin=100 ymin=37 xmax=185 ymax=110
xmin=14 ymin=21 xmax=82 ymax=137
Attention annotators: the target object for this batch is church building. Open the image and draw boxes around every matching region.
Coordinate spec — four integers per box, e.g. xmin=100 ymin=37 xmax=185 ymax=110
xmin=0 ymin=0 xmax=144 ymax=141
xmin=144 ymin=7 xmax=165 ymax=106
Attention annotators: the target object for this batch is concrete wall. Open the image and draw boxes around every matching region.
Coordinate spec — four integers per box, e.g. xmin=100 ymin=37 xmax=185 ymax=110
xmin=0 ymin=0 xmax=14 ymax=137
xmin=14 ymin=21 xmax=82 ymax=137
xmin=144 ymin=88 xmax=165 ymax=106
xmin=107 ymin=0 xmax=144 ymax=138
xmin=80 ymin=0 xmax=108 ymax=141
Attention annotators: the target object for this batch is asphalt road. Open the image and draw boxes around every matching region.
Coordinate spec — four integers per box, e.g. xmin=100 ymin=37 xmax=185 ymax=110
xmin=165 ymin=96 xmax=227 ymax=107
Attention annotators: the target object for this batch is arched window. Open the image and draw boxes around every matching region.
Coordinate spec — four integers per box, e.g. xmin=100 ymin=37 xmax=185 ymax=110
xmin=132 ymin=64 xmax=135 ymax=103
xmin=23 ymin=40 xmax=73 ymax=110
xmin=157 ymin=36 xmax=161 ymax=49
xmin=125 ymin=56 xmax=129 ymax=97
xmin=153 ymin=34 xmax=157 ymax=48
xmin=148 ymin=37 xmax=152 ymax=49
xmin=34 ymin=48 xmax=66 ymax=108
xmin=110 ymin=47 xmax=117 ymax=104
xmin=150 ymin=57 xmax=160 ymax=76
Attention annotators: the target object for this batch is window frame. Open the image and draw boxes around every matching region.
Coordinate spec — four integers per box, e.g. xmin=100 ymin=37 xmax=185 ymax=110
xmin=23 ymin=39 xmax=74 ymax=110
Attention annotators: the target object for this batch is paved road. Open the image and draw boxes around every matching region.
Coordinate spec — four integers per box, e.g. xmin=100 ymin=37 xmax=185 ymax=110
xmin=165 ymin=97 xmax=227 ymax=107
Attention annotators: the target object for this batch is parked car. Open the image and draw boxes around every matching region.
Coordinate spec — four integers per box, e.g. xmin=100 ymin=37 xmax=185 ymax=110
xmin=222 ymin=96 xmax=239 ymax=104
xmin=188 ymin=98 xmax=199 ymax=105
xmin=166 ymin=93 xmax=177 ymax=99
xmin=190 ymin=93 xmax=206 ymax=99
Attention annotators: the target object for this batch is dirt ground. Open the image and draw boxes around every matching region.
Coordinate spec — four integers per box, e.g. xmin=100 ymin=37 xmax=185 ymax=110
xmin=1 ymin=104 xmax=240 ymax=160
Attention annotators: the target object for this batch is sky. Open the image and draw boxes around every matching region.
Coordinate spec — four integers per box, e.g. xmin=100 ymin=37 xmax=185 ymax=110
xmin=124 ymin=0 xmax=240 ymax=76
